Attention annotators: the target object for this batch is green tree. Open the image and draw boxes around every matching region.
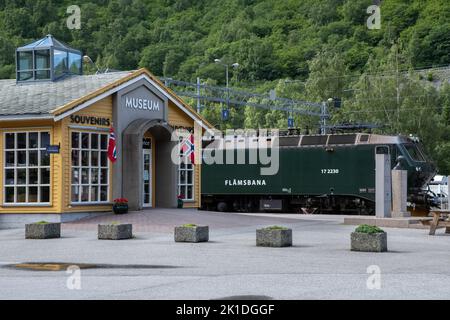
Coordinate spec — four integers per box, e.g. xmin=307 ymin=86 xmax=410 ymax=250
xmin=305 ymin=49 xmax=351 ymax=102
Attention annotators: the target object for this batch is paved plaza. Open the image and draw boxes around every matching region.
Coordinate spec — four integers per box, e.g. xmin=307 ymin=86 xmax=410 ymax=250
xmin=0 ymin=209 xmax=450 ymax=299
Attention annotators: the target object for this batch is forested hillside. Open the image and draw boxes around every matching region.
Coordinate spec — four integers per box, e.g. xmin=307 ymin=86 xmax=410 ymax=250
xmin=0 ymin=0 xmax=450 ymax=173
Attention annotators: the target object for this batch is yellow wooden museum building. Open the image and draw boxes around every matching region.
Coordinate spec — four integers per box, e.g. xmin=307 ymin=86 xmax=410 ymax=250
xmin=0 ymin=35 xmax=212 ymax=228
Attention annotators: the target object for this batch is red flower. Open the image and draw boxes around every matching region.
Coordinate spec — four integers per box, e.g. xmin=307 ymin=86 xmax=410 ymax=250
xmin=114 ymin=198 xmax=128 ymax=204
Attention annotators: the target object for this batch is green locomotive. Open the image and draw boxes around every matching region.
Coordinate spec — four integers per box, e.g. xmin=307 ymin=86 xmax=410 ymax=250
xmin=200 ymin=133 xmax=436 ymax=215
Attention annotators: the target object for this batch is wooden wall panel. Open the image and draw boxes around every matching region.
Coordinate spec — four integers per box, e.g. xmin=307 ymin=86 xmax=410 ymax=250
xmin=61 ymin=96 xmax=113 ymax=213
xmin=168 ymin=101 xmax=194 ymax=128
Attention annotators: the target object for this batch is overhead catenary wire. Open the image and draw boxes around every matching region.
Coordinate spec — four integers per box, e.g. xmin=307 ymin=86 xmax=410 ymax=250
xmin=159 ymin=74 xmax=449 ymax=132
xmin=160 ymin=77 xmax=325 ymax=118
xmin=291 ymin=64 xmax=450 ymax=81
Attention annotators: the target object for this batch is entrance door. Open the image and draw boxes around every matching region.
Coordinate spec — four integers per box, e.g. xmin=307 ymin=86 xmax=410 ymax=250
xmin=143 ymin=139 xmax=152 ymax=207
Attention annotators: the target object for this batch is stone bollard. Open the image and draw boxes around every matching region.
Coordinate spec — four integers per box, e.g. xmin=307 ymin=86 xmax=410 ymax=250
xmin=175 ymin=225 xmax=209 ymax=243
xmin=256 ymin=226 xmax=292 ymax=247
xmin=391 ymin=169 xmax=410 ymax=217
xmin=25 ymin=222 xmax=61 ymax=239
xmin=375 ymin=147 xmax=391 ymax=218
xmin=98 ymin=223 xmax=133 ymax=240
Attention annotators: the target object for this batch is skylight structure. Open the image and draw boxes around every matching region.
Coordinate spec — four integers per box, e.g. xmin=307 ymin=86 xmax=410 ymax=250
xmin=16 ymin=34 xmax=82 ymax=82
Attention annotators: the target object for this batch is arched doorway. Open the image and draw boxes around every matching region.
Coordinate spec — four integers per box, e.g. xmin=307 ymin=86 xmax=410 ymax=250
xmin=121 ymin=119 xmax=177 ymax=210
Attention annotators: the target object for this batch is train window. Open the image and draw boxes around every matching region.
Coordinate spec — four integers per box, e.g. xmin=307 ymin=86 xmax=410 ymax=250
xmin=328 ymin=134 xmax=356 ymax=145
xmin=404 ymin=144 xmax=425 ymax=162
xmin=376 ymin=146 xmax=389 ymax=154
xmin=393 ymin=145 xmax=399 ymax=159
xmin=416 ymin=143 xmax=429 ymax=161
xmin=279 ymin=136 xmax=300 ymax=147
xmin=301 ymin=135 xmax=328 ymax=146
xmin=359 ymin=134 xmax=369 ymax=142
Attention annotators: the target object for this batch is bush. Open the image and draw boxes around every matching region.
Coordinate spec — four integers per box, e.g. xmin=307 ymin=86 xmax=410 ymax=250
xmin=263 ymin=225 xmax=289 ymax=230
xmin=182 ymin=224 xmax=197 ymax=228
xmin=355 ymin=224 xmax=384 ymax=234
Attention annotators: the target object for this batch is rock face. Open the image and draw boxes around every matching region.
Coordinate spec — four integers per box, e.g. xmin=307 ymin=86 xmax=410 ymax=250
xmin=25 ymin=223 xmax=61 ymax=239
xmin=174 ymin=226 xmax=209 ymax=243
xmin=351 ymin=232 xmax=387 ymax=252
xmin=256 ymin=228 xmax=292 ymax=247
xmin=98 ymin=224 xmax=132 ymax=240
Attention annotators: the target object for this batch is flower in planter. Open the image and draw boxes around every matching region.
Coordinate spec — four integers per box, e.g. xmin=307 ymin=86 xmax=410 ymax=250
xmin=177 ymin=194 xmax=184 ymax=208
xmin=113 ymin=198 xmax=129 ymax=214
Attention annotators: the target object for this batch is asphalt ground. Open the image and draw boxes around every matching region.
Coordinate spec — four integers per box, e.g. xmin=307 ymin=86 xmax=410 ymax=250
xmin=0 ymin=209 xmax=449 ymax=299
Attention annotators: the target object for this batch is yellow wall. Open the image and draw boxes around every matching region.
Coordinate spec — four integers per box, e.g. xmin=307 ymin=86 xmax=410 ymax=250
xmin=167 ymin=100 xmax=201 ymax=208
xmin=192 ymin=121 xmax=203 ymax=208
xmin=168 ymin=101 xmax=195 ymax=128
xmin=0 ymin=120 xmax=61 ymax=213
xmin=61 ymin=96 xmax=113 ymax=213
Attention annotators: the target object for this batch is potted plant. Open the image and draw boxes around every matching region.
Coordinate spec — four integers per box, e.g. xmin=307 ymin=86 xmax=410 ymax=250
xmin=351 ymin=224 xmax=387 ymax=252
xmin=256 ymin=225 xmax=292 ymax=247
xmin=177 ymin=194 xmax=184 ymax=209
xmin=25 ymin=221 xmax=61 ymax=239
xmin=174 ymin=224 xmax=209 ymax=242
xmin=113 ymin=198 xmax=128 ymax=214
xmin=98 ymin=221 xmax=133 ymax=240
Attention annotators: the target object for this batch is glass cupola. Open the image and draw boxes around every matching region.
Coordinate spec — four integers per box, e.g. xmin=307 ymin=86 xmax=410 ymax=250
xmin=16 ymin=34 xmax=83 ymax=82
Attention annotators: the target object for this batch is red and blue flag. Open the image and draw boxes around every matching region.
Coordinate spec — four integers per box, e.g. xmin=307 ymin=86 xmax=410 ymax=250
xmin=181 ymin=134 xmax=195 ymax=164
xmin=107 ymin=127 xmax=117 ymax=163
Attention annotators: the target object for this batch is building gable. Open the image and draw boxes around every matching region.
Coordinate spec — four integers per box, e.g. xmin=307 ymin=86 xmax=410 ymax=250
xmin=53 ymin=69 xmax=213 ymax=131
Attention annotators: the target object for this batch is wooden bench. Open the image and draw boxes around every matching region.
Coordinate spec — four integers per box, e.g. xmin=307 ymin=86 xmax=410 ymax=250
xmin=428 ymin=210 xmax=450 ymax=235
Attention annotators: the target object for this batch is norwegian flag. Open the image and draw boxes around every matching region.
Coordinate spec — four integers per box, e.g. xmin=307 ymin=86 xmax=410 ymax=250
xmin=107 ymin=127 xmax=117 ymax=163
xmin=181 ymin=134 xmax=195 ymax=164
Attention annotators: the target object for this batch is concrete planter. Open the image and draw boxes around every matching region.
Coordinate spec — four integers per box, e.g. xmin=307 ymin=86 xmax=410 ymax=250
xmin=174 ymin=225 xmax=209 ymax=243
xmin=98 ymin=224 xmax=132 ymax=240
xmin=256 ymin=227 xmax=292 ymax=247
xmin=351 ymin=232 xmax=387 ymax=252
xmin=25 ymin=222 xmax=61 ymax=239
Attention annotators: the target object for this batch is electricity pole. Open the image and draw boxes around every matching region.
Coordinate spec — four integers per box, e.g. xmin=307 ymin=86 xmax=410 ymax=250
xmin=214 ymin=59 xmax=239 ymax=111
xmin=196 ymin=77 xmax=201 ymax=114
xmin=321 ymin=101 xmax=329 ymax=135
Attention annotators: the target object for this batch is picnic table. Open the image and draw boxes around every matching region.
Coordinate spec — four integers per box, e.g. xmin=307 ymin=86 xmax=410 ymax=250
xmin=428 ymin=210 xmax=450 ymax=235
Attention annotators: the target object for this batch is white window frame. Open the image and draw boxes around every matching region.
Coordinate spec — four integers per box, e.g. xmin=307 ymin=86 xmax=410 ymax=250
xmin=70 ymin=131 xmax=110 ymax=204
xmin=178 ymin=137 xmax=195 ymax=201
xmin=3 ymin=131 xmax=51 ymax=205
